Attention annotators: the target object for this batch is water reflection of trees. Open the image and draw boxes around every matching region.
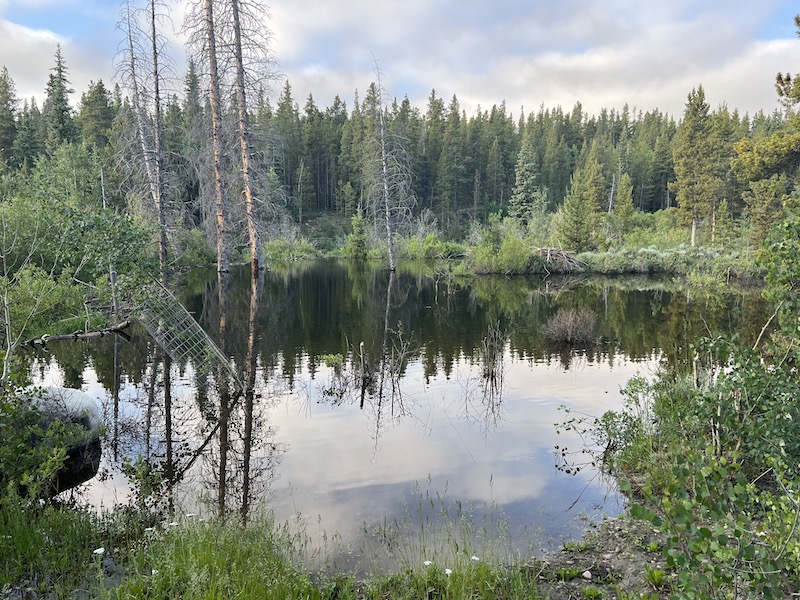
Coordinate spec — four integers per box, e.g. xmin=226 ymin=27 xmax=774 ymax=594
xmin=29 ymin=262 xmax=770 ymax=513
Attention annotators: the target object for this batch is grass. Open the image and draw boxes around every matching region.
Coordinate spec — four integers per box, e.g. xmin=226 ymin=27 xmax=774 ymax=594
xmin=0 ymin=495 xmax=549 ymax=599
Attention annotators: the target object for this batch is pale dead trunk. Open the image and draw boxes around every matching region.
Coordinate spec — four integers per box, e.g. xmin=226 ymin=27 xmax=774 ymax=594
xmin=205 ymin=0 xmax=230 ymax=272
xmin=149 ymin=0 xmax=168 ymax=286
xmin=379 ymin=109 xmax=396 ymax=272
xmin=230 ymin=0 xmax=263 ymax=271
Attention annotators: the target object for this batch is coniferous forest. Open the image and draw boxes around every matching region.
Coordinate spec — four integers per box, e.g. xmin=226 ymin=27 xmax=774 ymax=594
xmin=0 ymin=0 xmax=795 ymax=276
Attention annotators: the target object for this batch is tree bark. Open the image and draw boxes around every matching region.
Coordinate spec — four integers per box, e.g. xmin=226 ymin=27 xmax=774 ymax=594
xmin=231 ymin=0 xmax=264 ymax=271
xmin=205 ymin=0 xmax=230 ymax=272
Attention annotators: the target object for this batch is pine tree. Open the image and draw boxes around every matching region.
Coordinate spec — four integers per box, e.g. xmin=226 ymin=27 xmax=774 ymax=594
xmin=42 ymin=45 xmax=77 ymax=153
xmin=670 ymin=86 xmax=722 ymax=246
xmin=435 ymin=95 xmax=466 ymax=231
xmin=743 ymin=174 xmax=787 ymax=247
xmin=508 ymin=140 xmax=539 ymax=227
xmin=0 ymin=67 xmax=18 ymax=167
xmin=77 ymin=80 xmax=115 ymax=150
xmin=554 ymin=167 xmax=593 ymax=251
xmin=12 ymin=98 xmax=44 ymax=168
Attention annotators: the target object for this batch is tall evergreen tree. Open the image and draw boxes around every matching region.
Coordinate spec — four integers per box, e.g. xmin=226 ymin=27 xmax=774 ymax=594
xmin=0 ymin=67 xmax=18 ymax=167
xmin=508 ymin=139 xmax=539 ymax=227
xmin=670 ymin=86 xmax=722 ymax=246
xmin=554 ymin=166 xmax=593 ymax=251
xmin=11 ymin=99 xmax=43 ymax=168
xmin=42 ymin=45 xmax=77 ymax=153
xmin=612 ymin=172 xmax=635 ymax=241
xmin=435 ymin=95 xmax=466 ymax=231
xmin=77 ymin=80 xmax=115 ymax=150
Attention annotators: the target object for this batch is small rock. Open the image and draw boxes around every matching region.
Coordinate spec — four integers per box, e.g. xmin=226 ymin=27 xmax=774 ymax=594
xmin=582 ymin=570 xmax=592 ymax=580
xmin=603 ymin=553 xmax=613 ymax=560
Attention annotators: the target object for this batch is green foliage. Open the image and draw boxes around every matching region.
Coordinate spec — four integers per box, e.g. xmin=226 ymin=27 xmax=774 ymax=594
xmin=554 ymin=167 xmax=596 ymax=252
xmin=760 ymin=196 xmax=800 ymax=345
xmin=402 ymin=233 xmax=464 ymax=259
xmin=0 ymin=265 xmax=85 ymax=340
xmin=174 ymin=228 xmax=215 ymax=267
xmin=630 ymin=451 xmax=784 ymax=597
xmin=343 ymin=213 xmax=368 ymax=260
xmin=611 ymin=173 xmax=635 ymax=242
xmin=0 ymin=383 xmax=91 ymax=499
xmin=469 ymin=215 xmax=541 ymax=275
xmin=263 ymin=237 xmax=318 ymax=260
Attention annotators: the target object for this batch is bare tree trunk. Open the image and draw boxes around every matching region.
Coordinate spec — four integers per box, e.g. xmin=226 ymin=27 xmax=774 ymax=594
xmin=122 ymin=1 xmax=168 ymax=285
xmin=378 ymin=109 xmax=396 ymax=272
xmin=231 ymin=0 xmax=263 ymax=271
xmin=149 ymin=0 xmax=168 ymax=286
xmin=216 ymin=271 xmax=231 ymax=518
xmin=205 ymin=0 xmax=230 ymax=272
xmin=240 ymin=269 xmax=261 ymax=524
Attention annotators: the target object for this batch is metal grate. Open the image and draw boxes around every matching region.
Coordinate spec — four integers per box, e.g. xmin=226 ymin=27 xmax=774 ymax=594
xmin=134 ymin=282 xmax=242 ymax=392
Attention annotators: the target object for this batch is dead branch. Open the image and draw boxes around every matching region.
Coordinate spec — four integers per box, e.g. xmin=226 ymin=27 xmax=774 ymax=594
xmin=24 ymin=321 xmax=132 ymax=347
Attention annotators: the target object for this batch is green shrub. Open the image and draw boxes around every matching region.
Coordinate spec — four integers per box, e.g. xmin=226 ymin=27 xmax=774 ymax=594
xmin=343 ymin=214 xmax=368 ymax=260
xmin=174 ymin=228 xmax=214 ymax=267
xmin=403 ymin=234 xmax=464 ymax=259
xmin=263 ymin=237 xmax=318 ymax=260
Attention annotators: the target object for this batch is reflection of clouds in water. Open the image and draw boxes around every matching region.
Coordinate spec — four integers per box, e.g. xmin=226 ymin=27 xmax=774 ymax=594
xmin=37 ymin=337 xmax=652 ymax=554
xmin=264 ymin=351 xmax=652 ymax=552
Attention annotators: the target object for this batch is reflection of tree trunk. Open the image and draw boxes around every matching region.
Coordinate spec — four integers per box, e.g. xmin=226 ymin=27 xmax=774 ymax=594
xmin=112 ymin=334 xmax=121 ymax=461
xmin=146 ymin=350 xmax=158 ymax=462
xmin=163 ymin=353 xmax=174 ymax=514
xmin=372 ymin=271 xmax=395 ymax=442
xmin=216 ymin=271 xmax=230 ymax=518
xmin=241 ymin=269 xmax=261 ymax=524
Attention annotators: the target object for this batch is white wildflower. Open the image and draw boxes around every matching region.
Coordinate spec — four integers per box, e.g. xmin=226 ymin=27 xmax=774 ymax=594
xmin=470 ymin=555 xmax=480 ymax=561
xmin=445 ymin=568 xmax=452 ymax=576
xmin=423 ymin=560 xmax=433 ymax=566
xmin=92 ymin=547 xmax=105 ymax=556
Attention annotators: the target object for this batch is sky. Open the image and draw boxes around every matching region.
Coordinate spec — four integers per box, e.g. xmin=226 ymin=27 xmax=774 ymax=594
xmin=1 ymin=0 xmax=799 ymax=120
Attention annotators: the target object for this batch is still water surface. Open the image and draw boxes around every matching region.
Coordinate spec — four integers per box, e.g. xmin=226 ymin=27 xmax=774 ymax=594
xmin=28 ymin=260 xmax=767 ymax=568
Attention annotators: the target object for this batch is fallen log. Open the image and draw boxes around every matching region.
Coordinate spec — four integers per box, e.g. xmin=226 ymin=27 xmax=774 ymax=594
xmin=25 ymin=320 xmax=132 ymax=347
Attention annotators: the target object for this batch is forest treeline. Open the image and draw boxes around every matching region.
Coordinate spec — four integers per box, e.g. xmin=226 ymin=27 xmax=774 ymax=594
xmin=0 ymin=27 xmax=795 ymax=267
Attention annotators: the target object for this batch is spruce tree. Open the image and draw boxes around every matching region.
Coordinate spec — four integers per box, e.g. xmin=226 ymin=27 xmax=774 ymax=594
xmin=0 ymin=67 xmax=18 ymax=167
xmin=509 ymin=140 xmax=539 ymax=227
xmin=12 ymin=98 xmax=44 ymax=168
xmin=42 ymin=45 xmax=77 ymax=153
xmin=554 ymin=167 xmax=593 ymax=251
xmin=77 ymin=80 xmax=115 ymax=150
xmin=670 ymin=86 xmax=721 ymax=246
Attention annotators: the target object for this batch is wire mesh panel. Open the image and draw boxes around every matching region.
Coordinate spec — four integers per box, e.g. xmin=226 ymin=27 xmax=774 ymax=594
xmin=134 ymin=282 xmax=242 ymax=392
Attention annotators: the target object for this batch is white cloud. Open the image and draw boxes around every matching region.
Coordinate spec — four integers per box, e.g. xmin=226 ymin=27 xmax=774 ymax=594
xmin=1 ymin=0 xmax=797 ymax=120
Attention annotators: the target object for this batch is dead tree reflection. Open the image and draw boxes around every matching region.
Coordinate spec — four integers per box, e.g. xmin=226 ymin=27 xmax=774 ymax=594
xmin=457 ymin=320 xmax=506 ymax=433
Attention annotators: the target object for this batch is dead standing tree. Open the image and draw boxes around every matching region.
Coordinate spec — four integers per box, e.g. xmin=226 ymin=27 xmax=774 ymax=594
xmin=184 ymin=0 xmax=278 ymax=272
xmin=116 ymin=0 xmax=170 ymax=285
xmin=363 ymin=67 xmax=416 ymax=272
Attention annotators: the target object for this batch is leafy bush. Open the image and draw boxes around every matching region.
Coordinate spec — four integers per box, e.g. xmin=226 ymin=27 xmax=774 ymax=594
xmin=174 ymin=228 xmax=215 ymax=267
xmin=0 ymin=385 xmax=91 ymax=499
xmin=468 ymin=215 xmax=543 ymax=275
xmin=403 ymin=233 xmax=464 ymax=259
xmin=263 ymin=237 xmax=318 ymax=260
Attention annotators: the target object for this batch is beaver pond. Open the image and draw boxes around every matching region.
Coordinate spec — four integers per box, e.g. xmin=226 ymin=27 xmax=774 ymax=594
xmin=26 ymin=260 xmax=769 ymax=571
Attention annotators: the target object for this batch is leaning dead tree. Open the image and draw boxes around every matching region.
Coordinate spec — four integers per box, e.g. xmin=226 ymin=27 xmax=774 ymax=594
xmin=116 ymin=0 xmax=170 ymax=285
xmin=184 ymin=0 xmax=278 ymax=272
